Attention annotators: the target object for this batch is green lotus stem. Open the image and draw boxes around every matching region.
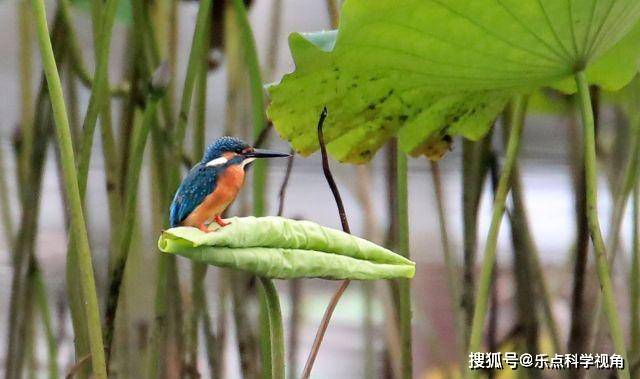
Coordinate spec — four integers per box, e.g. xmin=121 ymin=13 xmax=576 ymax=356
xmin=231 ymin=0 xmax=268 ymax=216
xmin=509 ymin=164 xmax=540 ymax=356
xmin=23 ymin=282 xmax=36 ymax=379
xmin=58 ymin=0 xmax=129 ymax=97
xmin=147 ymin=120 xmax=172 ymax=379
xmin=18 ymin=0 xmax=33 ymax=193
xmin=395 ymin=147 xmax=412 ymax=379
xmin=467 ymin=96 xmax=526 ymax=375
xmin=33 ymin=267 xmax=59 ymax=379
xmin=147 ymin=256 xmax=171 ymax=378
xmin=84 ymin=0 xmax=123 ymax=277
xmin=143 ymin=3 xmax=176 ymax=132
xmin=147 ymin=0 xmax=211 ymax=374
xmin=128 ymin=0 xmax=175 ymax=129
xmin=171 ymin=0 xmax=212 ymax=162
xmin=259 ymin=277 xmax=285 ymax=379
xmin=187 ymin=30 xmax=209 ymax=371
xmin=104 ymin=69 xmax=167 ymax=354
xmin=631 ymin=173 xmax=640 ymax=360
xmin=60 ymin=0 xmax=120 ymax=368
xmin=575 ymin=71 xmax=629 ymax=379
xmin=75 ymin=0 xmax=119 ymax=193
xmin=524 ymin=229 xmax=561 ymax=354
xmin=501 ymin=102 xmax=556 ymax=356
xmin=585 ymin=115 xmax=640 ymax=353
xmin=461 ymin=138 xmax=491 ymax=346
xmin=229 ymin=2 xmax=273 ymax=377
xmin=0 ymin=145 xmax=14 ymax=245
xmin=430 ymin=161 xmax=465 ymax=362
xmin=6 ymin=25 xmax=64 ymax=375
xmin=30 ymin=0 xmax=107 ymax=376
xmin=604 ymin=116 xmax=640 ymax=263
xmin=202 ymin=277 xmax=226 ymax=379
xmin=259 ymin=286 xmax=273 ymax=379
xmin=167 ymin=0 xmax=178 ymax=114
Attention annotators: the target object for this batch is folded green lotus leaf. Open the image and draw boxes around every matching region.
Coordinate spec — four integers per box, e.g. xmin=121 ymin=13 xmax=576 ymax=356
xmin=158 ymin=216 xmax=415 ymax=280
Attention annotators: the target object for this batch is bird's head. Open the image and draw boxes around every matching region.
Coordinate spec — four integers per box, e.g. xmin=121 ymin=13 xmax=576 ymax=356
xmin=201 ymin=136 xmax=290 ymax=169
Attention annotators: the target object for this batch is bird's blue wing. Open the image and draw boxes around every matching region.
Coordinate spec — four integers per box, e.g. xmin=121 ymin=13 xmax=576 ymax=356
xmin=169 ymin=164 xmax=218 ymax=227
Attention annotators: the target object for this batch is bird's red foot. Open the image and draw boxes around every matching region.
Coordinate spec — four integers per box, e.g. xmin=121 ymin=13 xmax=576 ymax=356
xmin=214 ymin=215 xmax=230 ymax=227
xmin=198 ymin=224 xmax=213 ymax=233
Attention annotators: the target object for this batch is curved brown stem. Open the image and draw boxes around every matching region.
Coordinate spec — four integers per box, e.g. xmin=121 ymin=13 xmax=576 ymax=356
xmin=301 ymin=107 xmax=351 ymax=379
xmin=277 ymin=150 xmax=295 ymax=217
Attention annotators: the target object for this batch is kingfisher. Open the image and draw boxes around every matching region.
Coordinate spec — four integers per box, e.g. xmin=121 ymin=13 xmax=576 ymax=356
xmin=170 ymin=136 xmax=291 ymax=231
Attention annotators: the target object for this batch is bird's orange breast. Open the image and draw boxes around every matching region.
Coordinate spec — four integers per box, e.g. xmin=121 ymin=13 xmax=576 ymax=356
xmin=182 ymin=165 xmax=245 ymax=227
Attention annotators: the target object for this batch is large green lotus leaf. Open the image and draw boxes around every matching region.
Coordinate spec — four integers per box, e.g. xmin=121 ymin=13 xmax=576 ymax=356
xmin=267 ymin=0 xmax=640 ymax=162
xmin=158 ymin=216 xmax=415 ymax=280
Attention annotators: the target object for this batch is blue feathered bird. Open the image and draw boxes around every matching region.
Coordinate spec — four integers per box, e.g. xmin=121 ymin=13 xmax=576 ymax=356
xmin=170 ymin=136 xmax=290 ymax=231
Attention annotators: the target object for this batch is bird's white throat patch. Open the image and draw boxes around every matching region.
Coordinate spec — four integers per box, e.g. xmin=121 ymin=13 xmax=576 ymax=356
xmin=205 ymin=157 xmax=228 ymax=167
xmin=242 ymin=157 xmax=256 ymax=167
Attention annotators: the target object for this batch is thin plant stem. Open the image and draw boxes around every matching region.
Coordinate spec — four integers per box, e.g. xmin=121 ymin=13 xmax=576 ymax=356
xmin=58 ymin=0 xmax=129 ymax=98
xmin=396 ymin=144 xmax=412 ymax=379
xmin=83 ymin=0 xmax=123 ymax=266
xmin=508 ymin=162 xmax=540 ymax=358
xmin=230 ymin=272 xmax=261 ymax=378
xmin=24 ymin=280 xmax=36 ymax=379
xmin=83 ymin=0 xmax=123 ymax=283
xmin=103 ymin=63 xmax=169 ymax=357
xmin=202 ymin=278 xmax=226 ymax=379
xmin=139 ymin=2 xmax=175 ymax=131
xmin=167 ymin=0 xmax=178 ymax=114
xmin=222 ymin=6 xmax=261 ymax=376
xmin=467 ymin=96 xmax=527 ymax=376
xmin=302 ymin=281 xmax=350 ymax=379
xmin=575 ymin=71 xmax=629 ymax=379
xmin=186 ymin=14 xmax=210 ymax=373
xmin=259 ymin=277 xmax=285 ymax=379
xmin=266 ymin=0 xmax=283 ymax=79
xmin=5 ymin=32 xmax=61 ymax=376
xmin=58 ymin=0 xmax=129 ymax=97
xmin=461 ymin=137 xmax=492 ymax=347
xmin=61 ymin=0 xmax=119 ymax=368
xmin=631 ymin=167 xmax=640 ymax=361
xmin=18 ymin=0 xmax=34 ymax=193
xmin=82 ymin=0 xmax=122 ymax=249
xmin=302 ymin=108 xmax=352 ymax=379
xmin=171 ymin=0 xmax=212 ymax=165
xmin=325 ymin=0 xmax=339 ymax=27
xmin=507 ymin=180 xmax=562 ymax=356
xmin=261 ymin=287 xmax=274 ymax=379
xmin=147 ymin=120 xmax=172 ymax=379
xmin=585 ymin=115 xmax=640 ymax=354
xmin=274 ymin=149 xmax=298 ymax=378
xmin=228 ymin=3 xmax=274 ymax=377
xmin=33 ymin=266 xmax=59 ymax=379
xmin=287 ymin=278 xmax=302 ymax=379
xmin=65 ymin=60 xmax=81 ymax=149
xmin=0 ymin=144 xmax=14 ymax=245
xmin=147 ymin=0 xmax=212 ymax=374
xmin=231 ymin=0 xmax=268 ymax=216
xmin=430 ymin=161 xmax=465 ymax=363
xmin=567 ymin=95 xmax=590 ymax=358
xmin=75 ymin=0 xmax=119 ymax=194
xmin=31 ymin=0 xmax=107 ymax=376
xmin=277 ymin=151 xmax=295 ymax=216
xmin=354 ymin=165 xmax=378 ymax=379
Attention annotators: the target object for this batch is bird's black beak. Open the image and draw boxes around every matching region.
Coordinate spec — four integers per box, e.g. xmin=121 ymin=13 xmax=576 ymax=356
xmin=245 ymin=148 xmax=291 ymax=158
